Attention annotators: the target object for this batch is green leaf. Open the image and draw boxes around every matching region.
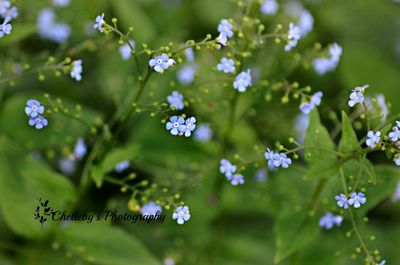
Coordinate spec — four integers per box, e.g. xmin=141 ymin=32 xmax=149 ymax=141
xmin=0 ymin=135 xmax=76 ymax=238
xmin=91 ymin=145 xmax=140 ymax=187
xmin=304 ymin=109 xmax=337 ymax=179
xmin=359 ymin=158 xmax=376 ymax=184
xmin=58 ymin=222 xmax=161 ymax=265
xmin=339 ymin=111 xmax=362 ymax=154
xmin=274 ymin=208 xmax=320 ymax=263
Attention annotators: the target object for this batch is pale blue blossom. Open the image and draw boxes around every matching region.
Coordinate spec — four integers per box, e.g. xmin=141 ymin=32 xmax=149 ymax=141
xmin=53 ymin=0 xmax=70 ymax=7
xmin=58 ymin=157 xmax=76 ymax=176
xmin=217 ymin=57 xmax=235 ymax=73
xmin=229 ymin=173 xmax=244 ymax=186
xmin=183 ymin=117 xmax=196 ymax=137
xmin=348 ymin=84 xmax=368 ymax=107
xmin=194 ymin=124 xmax=212 ymax=142
xmin=299 ymin=91 xmax=323 ymax=114
xmin=70 ymin=60 xmax=83 ymax=81
xmin=284 ymin=23 xmax=300 ymax=52
xmin=392 ymin=182 xmax=400 ymax=201
xmin=233 ymin=69 xmax=252 ymax=92
xmin=172 ymin=205 xmax=190 ymax=224
xmin=313 ymin=43 xmax=342 ymax=75
xmin=348 ymin=192 xmax=367 ymax=208
xmin=0 ymin=17 xmax=11 ymax=38
xmin=319 ymin=212 xmax=343 ymax=230
xmin=166 ymin=116 xmax=185 ymax=135
xmin=335 ymin=193 xmax=349 ymax=209
xmin=185 ymin=47 xmax=194 ymax=62
xmin=217 ymin=19 xmax=233 ymax=46
xmin=255 ymin=168 xmax=268 ymax=182
xmin=37 ymin=8 xmax=70 ymax=43
xmin=177 ymin=65 xmax=196 ymax=84
xmin=115 ymin=160 xmax=130 ymax=173
xmin=29 ymin=115 xmax=48 ymax=130
xmin=141 ymin=201 xmax=162 ymax=216
xmin=0 ymin=0 xmax=10 ymax=17
xmin=25 ymin=99 xmax=44 ymax=118
xmin=167 ymin=91 xmax=184 ymax=110
xmin=73 ymin=138 xmax=87 ymax=160
xmin=395 ymin=156 xmax=400 ymax=166
xmin=261 ymin=0 xmax=278 ymax=15
xmin=119 ymin=40 xmax=135 ymax=61
xmin=1 ymin=5 xmax=17 ymax=21
xmin=220 ymin=159 xmax=236 ymax=178
xmin=294 ymin=113 xmax=309 ymax=145
xmin=149 ymin=53 xmax=175 ymax=73
xmin=366 ymin=130 xmax=381 ymax=148
xmin=93 ymin=13 xmax=105 ymax=32
xmin=388 ymin=123 xmax=400 ymax=141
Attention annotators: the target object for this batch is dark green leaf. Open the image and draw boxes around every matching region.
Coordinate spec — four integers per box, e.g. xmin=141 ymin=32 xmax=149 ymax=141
xmin=339 ymin=111 xmax=362 ymax=154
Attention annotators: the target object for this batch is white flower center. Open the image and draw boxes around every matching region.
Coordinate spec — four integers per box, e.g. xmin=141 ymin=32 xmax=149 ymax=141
xmin=157 ymin=59 xmax=163 ymax=64
xmin=32 ymin=106 xmax=37 ymax=110
xmin=173 ymin=122 xmax=179 ymax=128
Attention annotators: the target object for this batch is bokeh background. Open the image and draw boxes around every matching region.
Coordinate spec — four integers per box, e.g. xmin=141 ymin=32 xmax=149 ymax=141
xmin=1 ymin=0 xmax=400 ymax=264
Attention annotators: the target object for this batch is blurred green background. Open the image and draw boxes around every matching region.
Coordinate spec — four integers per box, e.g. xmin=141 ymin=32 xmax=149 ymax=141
xmin=1 ymin=0 xmax=400 ymax=264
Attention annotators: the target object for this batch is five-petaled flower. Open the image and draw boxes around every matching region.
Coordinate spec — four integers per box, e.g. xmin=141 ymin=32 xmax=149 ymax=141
xmin=319 ymin=212 xmax=343 ymax=230
xmin=217 ymin=57 xmax=235 ymax=73
xmin=25 ymin=99 xmax=44 ymax=118
xmin=335 ymin=193 xmax=349 ymax=209
xmin=348 ymin=84 xmax=368 ymax=107
xmin=233 ymin=69 xmax=252 ymax=92
xmin=93 ymin=13 xmax=105 ymax=32
xmin=366 ymin=130 xmax=381 ymax=148
xmin=166 ymin=116 xmax=186 ymax=136
xmin=167 ymin=91 xmax=184 ymax=110
xmin=172 ymin=205 xmax=190 ymax=225
xmin=0 ymin=17 xmax=12 ymax=38
xmin=149 ymin=53 xmax=175 ymax=73
xmin=229 ymin=173 xmax=245 ymax=186
xmin=141 ymin=201 xmax=162 ymax=216
xmin=70 ymin=59 xmax=83 ymax=81
xmin=183 ymin=117 xmax=196 ymax=137
xmin=348 ymin=192 xmax=367 ymax=208
xmin=217 ymin=19 xmax=233 ymax=46
xmin=29 ymin=115 xmax=48 ymax=130
xmin=388 ymin=122 xmax=400 ymax=142
xmin=219 ymin=159 xmax=236 ymax=178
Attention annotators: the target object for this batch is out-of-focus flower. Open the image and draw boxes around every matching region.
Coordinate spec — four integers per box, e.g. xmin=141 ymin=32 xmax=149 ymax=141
xmin=233 ymin=69 xmax=252 ymax=92
xmin=284 ymin=23 xmax=300 ymax=52
xmin=70 ymin=59 xmax=83 ymax=81
xmin=141 ymin=201 xmax=162 ymax=216
xmin=220 ymin=159 xmax=236 ymax=178
xmin=53 ymin=0 xmax=70 ymax=7
xmin=119 ymin=40 xmax=135 ymax=61
xmin=194 ymin=124 xmax=213 ymax=142
xmin=167 ymin=91 xmax=184 ymax=110
xmin=37 ymin=8 xmax=70 ymax=43
xmin=73 ymin=138 xmax=87 ymax=160
xmin=335 ymin=193 xmax=349 ymax=209
xmin=319 ymin=212 xmax=343 ymax=229
xmin=115 ymin=160 xmax=130 ymax=173
xmin=177 ymin=65 xmax=196 ymax=84
xmin=217 ymin=19 xmax=233 ymax=46
xmin=217 ymin=57 xmax=235 ymax=73
xmin=93 ymin=13 xmax=105 ymax=32
xmin=260 ymin=0 xmax=278 ymax=15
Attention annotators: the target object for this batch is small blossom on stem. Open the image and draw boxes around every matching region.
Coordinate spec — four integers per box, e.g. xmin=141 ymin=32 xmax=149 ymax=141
xmin=172 ymin=205 xmax=190 ymax=225
xmin=348 ymin=192 xmax=367 ymax=208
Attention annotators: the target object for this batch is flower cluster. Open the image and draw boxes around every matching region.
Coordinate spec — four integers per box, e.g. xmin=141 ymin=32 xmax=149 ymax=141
xmin=319 ymin=212 xmax=343 ymax=230
xmin=25 ymin=99 xmax=48 ymax=130
xmin=299 ymin=91 xmax=323 ymax=114
xmin=219 ymin=159 xmax=244 ymax=186
xmin=233 ymin=69 xmax=252 ymax=92
xmin=216 ymin=19 xmax=233 ymax=46
xmin=348 ymin=84 xmax=368 ymax=107
xmin=166 ymin=116 xmax=196 ymax=137
xmin=172 ymin=205 xmax=190 ymax=224
xmin=37 ymin=8 xmax=70 ymax=43
xmin=313 ymin=43 xmax=343 ymax=75
xmin=335 ymin=192 xmax=367 ymax=209
xmin=149 ymin=53 xmax=176 ymax=73
xmin=264 ymin=148 xmax=292 ymax=169
xmin=0 ymin=0 xmax=17 ymax=39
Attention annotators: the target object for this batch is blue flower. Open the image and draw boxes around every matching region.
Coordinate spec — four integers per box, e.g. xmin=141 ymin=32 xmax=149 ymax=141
xmin=28 ymin=115 xmax=48 ymax=129
xmin=299 ymin=91 xmax=323 ymax=114
xmin=348 ymin=192 xmax=367 ymax=208
xmin=233 ymin=69 xmax=252 ymax=92
xmin=388 ymin=124 xmax=400 ymax=142
xmin=335 ymin=193 xmax=349 ymax=209
xmin=394 ymin=156 xmax=400 ymax=166
xmin=140 ymin=201 xmax=162 ymax=216
xmin=37 ymin=8 xmax=70 ymax=43
xmin=194 ymin=124 xmax=213 ymax=142
xmin=53 ymin=0 xmax=70 ymax=7
xmin=313 ymin=43 xmax=342 ymax=75
xmin=185 ymin=47 xmax=194 ymax=62
xmin=392 ymin=182 xmax=400 ymax=201
xmin=348 ymin=84 xmax=368 ymax=107
xmin=177 ymin=65 xmax=196 ymax=84
xmin=167 ymin=91 xmax=184 ymax=110
xmin=366 ymin=130 xmax=381 ymax=148
xmin=115 ymin=160 xmax=130 ymax=173
xmin=378 ymin=260 xmax=386 ymax=265
xmin=319 ymin=212 xmax=343 ymax=230
xmin=261 ymin=0 xmax=278 ymax=15
xmin=0 ymin=17 xmax=12 ymax=38
xmin=58 ymin=157 xmax=76 ymax=176
xmin=217 ymin=19 xmax=233 ymax=46
xmin=219 ymin=159 xmax=236 ymax=178
xmin=183 ymin=117 xmax=196 ymax=137
xmin=1 ymin=5 xmax=17 ymax=21
xmin=217 ymin=57 xmax=235 ymax=73
xmin=93 ymin=13 xmax=105 ymax=32
xmin=70 ymin=59 xmax=83 ymax=81
xmin=297 ymin=9 xmax=314 ymax=37
xmin=119 ymin=40 xmax=135 ymax=61
xmin=25 ymin=99 xmax=44 ymax=118
xmin=272 ymin=153 xmax=292 ymax=168
xmin=284 ymin=23 xmax=300 ymax=52
xmin=264 ymin=148 xmax=278 ymax=169
xmin=255 ymin=168 xmax=268 ymax=182
xmin=73 ymin=138 xmax=87 ymax=160
xmin=0 ymin=0 xmax=11 ymax=17
xmin=172 ymin=205 xmax=190 ymax=225
xmin=149 ymin=53 xmax=175 ymax=73
xmin=229 ymin=173 xmax=244 ymax=186
xmin=166 ymin=116 xmax=185 ymax=135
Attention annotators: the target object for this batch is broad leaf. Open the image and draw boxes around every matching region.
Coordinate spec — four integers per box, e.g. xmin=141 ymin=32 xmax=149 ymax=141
xmin=339 ymin=111 xmax=362 ymax=154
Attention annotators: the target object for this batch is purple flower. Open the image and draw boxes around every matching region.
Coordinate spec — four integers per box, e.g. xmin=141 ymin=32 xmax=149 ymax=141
xmin=255 ymin=168 xmax=268 ymax=182
xmin=29 ymin=115 xmax=48 ymax=129
xmin=319 ymin=212 xmax=343 ymax=230
xmin=115 ymin=160 xmax=130 ymax=173
xmin=177 ymin=65 xmax=196 ymax=84
xmin=229 ymin=173 xmax=244 ymax=185
xmin=194 ymin=124 xmax=212 ymax=142
xmin=166 ymin=116 xmax=185 ymax=135
xmin=335 ymin=193 xmax=349 ymax=209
